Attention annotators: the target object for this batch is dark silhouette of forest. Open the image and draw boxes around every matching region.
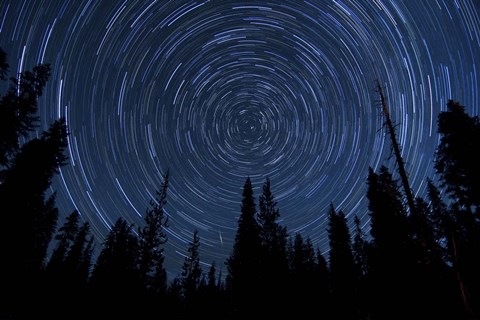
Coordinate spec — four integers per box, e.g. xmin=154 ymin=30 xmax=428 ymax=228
xmin=1 ymin=47 xmax=479 ymax=320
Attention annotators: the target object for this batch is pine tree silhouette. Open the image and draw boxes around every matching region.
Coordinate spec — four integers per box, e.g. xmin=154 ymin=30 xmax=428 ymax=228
xmin=327 ymin=203 xmax=357 ymax=319
xmin=226 ymin=177 xmax=262 ymax=318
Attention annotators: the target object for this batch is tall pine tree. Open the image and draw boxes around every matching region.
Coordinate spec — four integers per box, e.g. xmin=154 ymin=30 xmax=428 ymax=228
xmin=0 ymin=118 xmax=68 ymax=319
xmin=46 ymin=210 xmax=80 ymax=275
xmin=43 ymin=211 xmax=94 ymax=319
xmin=434 ymin=100 xmax=480 ymax=318
xmin=180 ymin=229 xmax=202 ymax=315
xmin=138 ymin=170 xmax=169 ymax=298
xmin=327 ymin=203 xmax=357 ymax=319
xmin=226 ymin=177 xmax=262 ymax=318
xmin=63 ymin=220 xmax=94 ymax=291
xmin=0 ymin=48 xmax=67 ymax=319
xmin=352 ymin=215 xmax=370 ymax=319
xmin=89 ymin=218 xmax=140 ymax=317
xmin=435 ymin=100 xmax=480 ymax=212
xmin=0 ymin=48 xmax=50 ymax=166
xmin=366 ymin=166 xmax=416 ymax=319
xmin=257 ymin=177 xmax=288 ymax=315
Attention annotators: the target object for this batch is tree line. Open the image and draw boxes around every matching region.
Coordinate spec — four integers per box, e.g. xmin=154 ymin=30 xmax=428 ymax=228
xmin=0 ymin=47 xmax=479 ymax=319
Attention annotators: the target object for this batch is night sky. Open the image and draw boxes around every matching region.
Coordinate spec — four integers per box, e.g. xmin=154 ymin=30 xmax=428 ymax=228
xmin=1 ymin=0 xmax=479 ymax=278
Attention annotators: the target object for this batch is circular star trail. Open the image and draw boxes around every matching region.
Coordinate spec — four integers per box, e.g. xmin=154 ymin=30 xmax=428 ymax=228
xmin=1 ymin=0 xmax=479 ymax=277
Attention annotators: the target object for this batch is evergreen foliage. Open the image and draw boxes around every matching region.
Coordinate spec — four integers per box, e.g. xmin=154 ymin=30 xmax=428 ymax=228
xmin=226 ymin=176 xmax=262 ymax=317
xmin=0 ymin=46 xmax=478 ymax=319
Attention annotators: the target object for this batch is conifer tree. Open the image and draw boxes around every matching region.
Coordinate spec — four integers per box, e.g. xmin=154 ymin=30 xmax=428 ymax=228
xmin=138 ymin=170 xmax=169 ymax=296
xmin=287 ymin=233 xmax=323 ymax=317
xmin=434 ymin=100 xmax=480 ymax=318
xmin=258 ymin=177 xmax=282 ymax=250
xmin=366 ymin=166 xmax=417 ymax=319
xmin=327 ymin=203 xmax=357 ymax=319
xmin=43 ymin=210 xmax=80 ymax=310
xmin=287 ymin=233 xmax=307 ymax=314
xmin=352 ymin=215 xmax=369 ymax=280
xmin=181 ymin=229 xmax=202 ymax=296
xmin=0 ymin=49 xmax=67 ymax=318
xmin=289 ymin=233 xmax=305 ymax=274
xmin=0 ymin=119 xmax=68 ymax=319
xmin=0 ymin=51 xmax=50 ymax=166
xmin=64 ymin=221 xmax=94 ymax=290
xmin=46 ymin=210 xmax=80 ymax=274
xmin=196 ymin=260 xmax=224 ymax=318
xmin=427 ymin=179 xmax=466 ymax=314
xmin=409 ymin=196 xmax=461 ymax=318
xmin=207 ymin=261 xmax=217 ymax=292
xmin=43 ymin=212 xmax=93 ymax=319
xmin=435 ymin=100 xmax=480 ymax=212
xmin=257 ymin=177 xmax=288 ymax=314
xmin=63 ymin=223 xmax=94 ymax=320
xmin=1 ymin=118 xmax=68 ymax=271
xmin=315 ymin=248 xmax=332 ymax=317
xmin=427 ymin=179 xmax=453 ymax=256
xmin=180 ymin=229 xmax=202 ymax=314
xmin=226 ymin=177 xmax=262 ymax=317
xmin=165 ymin=277 xmax=183 ymax=317
xmin=89 ymin=218 xmax=140 ymax=317
xmin=352 ymin=215 xmax=370 ymax=318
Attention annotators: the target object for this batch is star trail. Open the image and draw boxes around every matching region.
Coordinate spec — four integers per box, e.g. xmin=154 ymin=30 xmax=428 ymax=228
xmin=0 ymin=0 xmax=479 ymax=278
